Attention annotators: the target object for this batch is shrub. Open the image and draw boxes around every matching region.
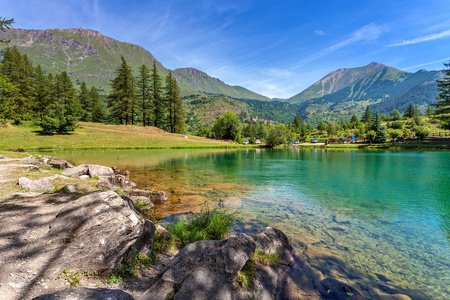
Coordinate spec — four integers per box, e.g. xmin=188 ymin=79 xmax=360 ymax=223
xmin=164 ymin=207 xmax=236 ymax=247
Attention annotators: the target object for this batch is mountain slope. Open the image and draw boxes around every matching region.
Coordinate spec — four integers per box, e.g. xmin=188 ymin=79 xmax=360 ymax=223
xmin=288 ymin=62 xmax=410 ymax=103
xmin=173 ymin=68 xmax=270 ymax=101
xmin=286 ymin=62 xmax=441 ymax=122
xmin=0 ymin=28 xmax=173 ymax=93
xmin=0 ymin=28 xmax=269 ymax=101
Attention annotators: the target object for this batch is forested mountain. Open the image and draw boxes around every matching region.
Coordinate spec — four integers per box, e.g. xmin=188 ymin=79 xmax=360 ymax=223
xmin=0 ymin=28 xmax=442 ymax=125
xmin=173 ymin=68 xmax=269 ymax=101
xmin=289 ymin=62 xmax=441 ymax=122
xmin=0 ymin=28 xmax=171 ymax=94
xmin=0 ymin=28 xmax=269 ymax=101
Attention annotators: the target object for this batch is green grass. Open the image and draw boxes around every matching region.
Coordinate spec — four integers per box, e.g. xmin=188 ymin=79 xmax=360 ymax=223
xmin=164 ymin=206 xmax=236 ymax=247
xmin=0 ymin=122 xmax=251 ymax=151
xmin=107 ymin=246 xmax=153 ymax=285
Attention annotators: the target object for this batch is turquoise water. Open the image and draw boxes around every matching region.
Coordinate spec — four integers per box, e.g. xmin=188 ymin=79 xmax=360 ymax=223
xmin=52 ymin=148 xmax=450 ymax=299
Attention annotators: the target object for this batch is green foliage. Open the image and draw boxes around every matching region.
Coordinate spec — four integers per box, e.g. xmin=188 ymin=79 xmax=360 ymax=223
xmin=254 ymin=249 xmax=281 ymax=267
xmin=196 ymin=125 xmax=211 ymax=137
xmin=0 ymin=17 xmax=14 ymax=45
xmin=368 ymin=111 xmax=386 ymax=143
xmin=59 ymin=269 xmax=98 ymax=288
xmin=434 ymin=61 xmax=450 ymax=125
xmin=390 ymin=109 xmax=402 ymax=121
xmin=108 ymin=56 xmax=136 ymax=125
xmin=108 ymin=246 xmax=153 ymax=285
xmin=403 ymin=103 xmax=420 ymax=119
xmin=317 ymin=121 xmax=327 ymax=132
xmin=265 ymin=125 xmax=288 ymax=148
xmin=361 ymin=106 xmax=373 ymax=123
xmin=164 ymin=207 xmax=236 ymax=247
xmin=389 ymin=121 xmax=403 ymax=129
xmin=414 ymin=126 xmax=430 ymax=141
xmin=237 ymin=255 xmax=255 ymax=289
xmin=326 ymin=121 xmax=339 ymax=137
xmin=388 ymin=129 xmax=403 ymax=141
xmin=151 ymin=60 xmax=165 ymax=128
xmin=212 ymin=111 xmax=242 ymax=140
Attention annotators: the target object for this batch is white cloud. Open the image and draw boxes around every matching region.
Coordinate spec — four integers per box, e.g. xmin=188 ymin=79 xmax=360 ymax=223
xmin=263 ymin=68 xmax=294 ymax=78
xmin=403 ymin=56 xmax=450 ymax=70
xmin=388 ymin=29 xmax=450 ymax=47
xmin=320 ymin=23 xmax=387 ymax=55
xmin=315 ymin=30 xmax=325 ymax=36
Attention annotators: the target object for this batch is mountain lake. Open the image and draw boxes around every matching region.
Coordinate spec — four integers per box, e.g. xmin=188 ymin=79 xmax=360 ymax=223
xmin=49 ymin=148 xmax=450 ymax=299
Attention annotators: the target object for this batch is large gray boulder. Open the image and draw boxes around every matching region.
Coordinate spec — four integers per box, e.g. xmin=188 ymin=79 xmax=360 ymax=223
xmin=45 ymin=190 xmax=155 ymax=276
xmin=62 ymin=164 xmax=114 ymax=178
xmin=62 ymin=164 xmax=89 ymax=176
xmin=140 ymin=233 xmax=256 ymax=300
xmin=48 ymin=158 xmax=73 ymax=169
xmin=0 ymin=191 xmax=155 ymax=299
xmin=33 ymin=287 xmax=135 ymax=300
xmin=88 ymin=164 xmax=114 ymax=177
xmin=18 ymin=177 xmax=54 ymax=191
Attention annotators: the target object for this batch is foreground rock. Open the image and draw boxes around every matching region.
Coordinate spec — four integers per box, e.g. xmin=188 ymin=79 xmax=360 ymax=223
xmin=18 ymin=177 xmax=54 ymax=191
xmin=0 ymin=190 xmax=155 ymax=300
xmin=33 ymin=287 xmax=135 ymax=300
xmin=140 ymin=233 xmax=256 ymax=300
xmin=47 ymin=158 xmax=73 ymax=170
xmin=62 ymin=164 xmax=114 ymax=178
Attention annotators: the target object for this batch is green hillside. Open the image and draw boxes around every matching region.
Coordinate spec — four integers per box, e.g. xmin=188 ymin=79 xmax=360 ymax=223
xmin=173 ymin=68 xmax=270 ymax=101
xmin=0 ymin=28 xmax=172 ymax=93
xmin=288 ymin=62 xmax=410 ymax=104
xmin=0 ymin=28 xmax=268 ymax=100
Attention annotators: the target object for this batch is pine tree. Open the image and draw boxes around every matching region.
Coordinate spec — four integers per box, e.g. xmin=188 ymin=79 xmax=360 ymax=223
xmin=172 ymin=77 xmax=184 ymax=133
xmin=434 ymin=61 xmax=450 ymax=127
xmin=78 ymin=82 xmax=90 ymax=121
xmin=368 ymin=111 xmax=386 ymax=143
xmin=33 ymin=65 xmax=52 ymax=120
xmin=403 ymin=103 xmax=420 ymax=118
xmin=89 ymin=86 xmax=104 ymax=123
xmin=151 ymin=60 xmax=164 ymax=128
xmin=361 ymin=106 xmax=372 ymax=123
xmin=1 ymin=46 xmax=35 ymax=118
xmin=0 ymin=17 xmax=14 ymax=45
xmin=108 ymin=56 xmax=136 ymax=124
xmin=293 ymin=114 xmax=303 ymax=132
xmin=137 ymin=64 xmax=151 ymax=126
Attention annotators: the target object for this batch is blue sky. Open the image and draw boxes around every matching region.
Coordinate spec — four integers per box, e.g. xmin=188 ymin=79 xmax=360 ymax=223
xmin=2 ymin=0 xmax=450 ymax=98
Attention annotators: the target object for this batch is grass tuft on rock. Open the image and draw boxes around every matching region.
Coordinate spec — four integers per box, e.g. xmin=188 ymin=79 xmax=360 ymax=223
xmin=164 ymin=206 xmax=236 ymax=247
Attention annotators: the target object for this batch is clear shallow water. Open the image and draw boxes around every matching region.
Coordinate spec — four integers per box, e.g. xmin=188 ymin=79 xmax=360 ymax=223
xmin=51 ymin=148 xmax=450 ymax=299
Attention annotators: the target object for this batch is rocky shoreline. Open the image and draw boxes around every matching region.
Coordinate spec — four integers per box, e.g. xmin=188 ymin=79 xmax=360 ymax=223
xmin=0 ymin=154 xmax=417 ymax=299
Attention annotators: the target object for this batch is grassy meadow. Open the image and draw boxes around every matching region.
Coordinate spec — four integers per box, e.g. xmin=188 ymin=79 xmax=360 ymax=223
xmin=0 ymin=122 xmax=248 ymax=151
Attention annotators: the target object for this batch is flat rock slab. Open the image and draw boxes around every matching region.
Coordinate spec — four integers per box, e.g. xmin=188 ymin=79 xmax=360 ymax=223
xmin=33 ymin=287 xmax=135 ymax=300
xmin=18 ymin=177 xmax=54 ymax=191
xmin=0 ymin=191 xmax=155 ymax=300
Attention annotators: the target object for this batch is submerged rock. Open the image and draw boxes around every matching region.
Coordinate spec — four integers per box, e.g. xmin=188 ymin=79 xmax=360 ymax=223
xmin=149 ymin=191 xmax=168 ymax=204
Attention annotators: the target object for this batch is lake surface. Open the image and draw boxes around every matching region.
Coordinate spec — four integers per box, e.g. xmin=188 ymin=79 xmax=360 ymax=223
xmin=51 ymin=148 xmax=450 ymax=299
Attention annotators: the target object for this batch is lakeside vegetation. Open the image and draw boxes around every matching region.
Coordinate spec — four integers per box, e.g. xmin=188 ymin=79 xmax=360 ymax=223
xmin=0 ymin=121 xmax=245 ymax=151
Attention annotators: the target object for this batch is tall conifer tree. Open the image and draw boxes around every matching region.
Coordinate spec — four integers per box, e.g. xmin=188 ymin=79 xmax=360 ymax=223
xmin=78 ymin=81 xmax=90 ymax=121
xmin=108 ymin=56 xmax=135 ymax=124
xmin=151 ymin=60 xmax=164 ymax=128
xmin=137 ymin=64 xmax=151 ymax=126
